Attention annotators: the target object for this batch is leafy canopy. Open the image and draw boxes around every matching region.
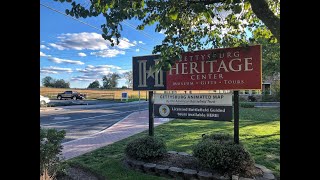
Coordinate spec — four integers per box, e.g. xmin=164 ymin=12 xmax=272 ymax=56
xmin=56 ymin=0 xmax=280 ymax=70
xmin=102 ymin=72 xmax=120 ymax=89
xmin=87 ymin=80 xmax=100 ymax=89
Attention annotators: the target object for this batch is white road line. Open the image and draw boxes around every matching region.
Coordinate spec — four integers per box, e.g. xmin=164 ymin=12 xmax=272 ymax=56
xmin=53 ymin=117 xmax=71 ymax=120
xmin=41 ymin=108 xmax=148 ymax=126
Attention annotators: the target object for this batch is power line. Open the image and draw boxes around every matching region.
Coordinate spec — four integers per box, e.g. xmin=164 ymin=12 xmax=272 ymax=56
xmin=41 ymin=3 xmax=101 ymax=31
xmin=40 ymin=2 xmax=153 ymax=52
xmin=122 ymin=20 xmax=162 ymax=42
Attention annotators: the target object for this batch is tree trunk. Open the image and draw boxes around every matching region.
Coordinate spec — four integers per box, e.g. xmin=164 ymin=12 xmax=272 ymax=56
xmin=249 ymin=0 xmax=280 ymax=42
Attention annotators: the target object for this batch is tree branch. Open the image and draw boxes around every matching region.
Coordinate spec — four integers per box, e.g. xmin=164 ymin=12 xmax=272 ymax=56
xmin=248 ymin=0 xmax=280 ymax=42
xmin=191 ymin=0 xmax=280 ymax=42
xmin=187 ymin=0 xmax=241 ymax=5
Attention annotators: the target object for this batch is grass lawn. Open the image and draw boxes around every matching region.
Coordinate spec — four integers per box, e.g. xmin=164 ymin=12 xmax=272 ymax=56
xmin=67 ymin=107 xmax=280 ymax=179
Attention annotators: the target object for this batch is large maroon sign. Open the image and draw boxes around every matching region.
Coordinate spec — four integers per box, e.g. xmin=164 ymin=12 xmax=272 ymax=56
xmin=167 ymin=45 xmax=261 ymax=90
xmin=132 ymin=45 xmax=261 ymax=90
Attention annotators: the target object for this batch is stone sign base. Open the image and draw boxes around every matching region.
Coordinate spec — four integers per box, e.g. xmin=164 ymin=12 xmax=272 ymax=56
xmin=124 ymin=151 xmax=276 ymax=180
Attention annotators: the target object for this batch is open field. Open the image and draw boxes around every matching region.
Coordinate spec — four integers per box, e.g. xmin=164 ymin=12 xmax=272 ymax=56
xmin=40 ymin=87 xmax=149 ymax=100
xmin=40 ymin=87 xmax=229 ymax=100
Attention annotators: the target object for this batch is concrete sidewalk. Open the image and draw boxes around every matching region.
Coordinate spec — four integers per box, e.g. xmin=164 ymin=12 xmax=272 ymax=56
xmin=61 ymin=110 xmax=171 ymax=160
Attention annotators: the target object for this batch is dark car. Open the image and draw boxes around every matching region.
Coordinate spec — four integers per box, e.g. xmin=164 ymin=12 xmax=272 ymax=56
xmin=57 ymin=91 xmax=86 ymax=100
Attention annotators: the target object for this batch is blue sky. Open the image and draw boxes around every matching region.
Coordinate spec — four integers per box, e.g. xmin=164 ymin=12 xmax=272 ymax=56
xmin=40 ymin=1 xmax=253 ymax=89
xmin=40 ymin=0 xmax=164 ymax=88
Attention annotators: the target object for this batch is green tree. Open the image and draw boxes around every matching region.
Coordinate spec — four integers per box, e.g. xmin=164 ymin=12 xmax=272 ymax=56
xmin=261 ymin=40 xmax=280 ymax=79
xmin=42 ymin=76 xmax=54 ymax=87
xmin=58 ymin=0 xmax=279 ymax=70
xmin=42 ymin=76 xmax=70 ymax=88
xmin=102 ymin=73 xmax=120 ymax=89
xmin=102 ymin=75 xmax=111 ymax=89
xmin=123 ymin=71 xmax=133 ymax=88
xmin=87 ymin=80 xmax=100 ymax=89
xmin=249 ymin=37 xmax=280 ymax=79
xmin=54 ymin=79 xmax=70 ymax=88
xmin=40 ymin=127 xmax=66 ymax=179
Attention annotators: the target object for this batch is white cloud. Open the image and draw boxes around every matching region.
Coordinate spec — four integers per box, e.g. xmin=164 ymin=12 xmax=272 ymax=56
xmin=40 ymin=66 xmax=73 ymax=74
xmin=138 ymin=41 xmax=146 ymax=45
xmin=71 ymin=76 xmax=97 ymax=81
xmin=40 ymin=45 xmax=50 ymax=50
xmin=73 ymin=64 xmax=127 ymax=81
xmin=40 ymin=52 xmax=47 ymax=57
xmin=49 ymin=43 xmax=66 ymax=50
xmin=47 ymin=56 xmax=85 ymax=65
xmin=136 ymin=49 xmax=140 ymax=52
xmin=118 ymin=69 xmax=130 ymax=74
xmin=77 ymin=65 xmax=121 ymax=75
xmin=118 ymin=77 xmax=127 ymax=81
xmin=133 ymin=40 xmax=137 ymax=45
xmin=90 ymin=49 xmax=125 ymax=58
xmin=159 ymin=29 xmax=166 ymax=34
xmin=78 ymin=52 xmax=87 ymax=57
xmin=40 ymin=70 xmax=58 ymax=74
xmin=117 ymin=37 xmax=135 ymax=49
xmin=50 ymin=32 xmax=135 ymax=51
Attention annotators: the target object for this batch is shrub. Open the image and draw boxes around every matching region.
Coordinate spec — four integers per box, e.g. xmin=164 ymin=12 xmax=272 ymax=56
xmin=247 ymin=95 xmax=256 ymax=102
xmin=239 ymin=96 xmax=248 ymax=102
xmin=125 ymin=136 xmax=166 ymax=160
xmin=261 ymin=94 xmax=277 ymax=102
xmin=193 ymin=133 xmax=255 ymax=175
xmin=240 ymin=102 xmax=255 ymax=108
xmin=40 ymin=127 xmax=66 ymax=179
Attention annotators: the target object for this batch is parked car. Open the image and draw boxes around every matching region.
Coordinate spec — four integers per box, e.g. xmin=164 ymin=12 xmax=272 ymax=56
xmin=40 ymin=95 xmax=50 ymax=107
xmin=57 ymin=91 xmax=86 ymax=100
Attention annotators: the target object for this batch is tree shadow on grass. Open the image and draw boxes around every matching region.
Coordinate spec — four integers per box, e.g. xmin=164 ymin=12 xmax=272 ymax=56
xmin=239 ymin=120 xmax=279 ymax=128
xmin=242 ymin=133 xmax=280 ymax=141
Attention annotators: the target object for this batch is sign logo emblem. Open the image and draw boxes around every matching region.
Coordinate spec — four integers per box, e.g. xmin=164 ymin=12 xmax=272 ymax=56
xmin=138 ymin=59 xmax=164 ymax=87
xmin=159 ymin=105 xmax=170 ymax=117
xmin=133 ymin=55 xmax=166 ymax=90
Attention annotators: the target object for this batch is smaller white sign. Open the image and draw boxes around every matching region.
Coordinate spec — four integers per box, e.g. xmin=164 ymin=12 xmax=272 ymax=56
xmin=121 ymin=92 xmax=128 ymax=101
xmin=154 ymin=93 xmax=232 ymax=106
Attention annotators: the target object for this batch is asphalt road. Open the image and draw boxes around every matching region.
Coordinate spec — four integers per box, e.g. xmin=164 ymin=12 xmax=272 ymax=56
xmin=48 ymin=99 xmax=121 ymax=106
xmin=40 ymin=101 xmax=148 ymax=143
